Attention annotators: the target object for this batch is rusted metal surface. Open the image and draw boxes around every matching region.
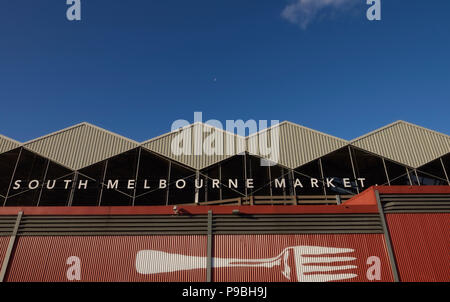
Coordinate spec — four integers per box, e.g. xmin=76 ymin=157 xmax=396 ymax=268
xmin=213 ymin=234 xmax=394 ymax=282
xmin=6 ymin=235 xmax=206 ymax=282
xmin=0 ymin=236 xmax=10 ymax=269
xmin=386 ymin=213 xmax=450 ymax=282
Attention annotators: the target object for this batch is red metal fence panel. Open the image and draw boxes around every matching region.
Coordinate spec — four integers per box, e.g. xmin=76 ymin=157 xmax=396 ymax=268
xmin=5 ymin=234 xmax=394 ymax=282
xmin=6 ymin=235 xmax=207 ymax=282
xmin=0 ymin=236 xmax=10 ymax=269
xmin=386 ymin=213 xmax=450 ymax=282
xmin=213 ymin=234 xmax=393 ymax=282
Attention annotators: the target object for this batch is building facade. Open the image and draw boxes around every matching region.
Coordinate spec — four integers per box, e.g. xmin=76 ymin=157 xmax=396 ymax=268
xmin=0 ymin=120 xmax=448 ymax=282
xmin=0 ymin=120 xmax=449 ymax=207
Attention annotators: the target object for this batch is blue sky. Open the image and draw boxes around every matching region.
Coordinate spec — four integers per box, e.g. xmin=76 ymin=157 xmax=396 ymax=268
xmin=0 ymin=0 xmax=449 ymax=142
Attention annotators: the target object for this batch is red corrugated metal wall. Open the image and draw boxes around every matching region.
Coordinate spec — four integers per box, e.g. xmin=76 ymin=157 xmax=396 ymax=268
xmin=0 ymin=236 xmax=10 ymax=269
xmin=386 ymin=213 xmax=450 ymax=282
xmin=4 ymin=234 xmax=394 ymax=282
xmin=213 ymin=234 xmax=393 ymax=282
xmin=6 ymin=236 xmax=206 ymax=282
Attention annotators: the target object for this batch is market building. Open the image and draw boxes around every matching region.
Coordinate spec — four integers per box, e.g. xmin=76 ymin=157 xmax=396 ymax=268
xmin=0 ymin=120 xmax=448 ymax=282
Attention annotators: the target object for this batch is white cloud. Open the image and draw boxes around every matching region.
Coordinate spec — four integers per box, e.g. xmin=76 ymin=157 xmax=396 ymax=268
xmin=281 ymin=0 xmax=358 ymax=29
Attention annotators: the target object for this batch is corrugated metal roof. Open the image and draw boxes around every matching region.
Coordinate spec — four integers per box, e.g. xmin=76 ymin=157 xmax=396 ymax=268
xmin=141 ymin=122 xmax=246 ymax=170
xmin=2 ymin=120 xmax=449 ymax=171
xmin=23 ymin=123 xmax=139 ymax=170
xmin=0 ymin=134 xmax=20 ymax=154
xmin=351 ymin=121 xmax=450 ymax=168
xmin=247 ymin=121 xmax=348 ymax=169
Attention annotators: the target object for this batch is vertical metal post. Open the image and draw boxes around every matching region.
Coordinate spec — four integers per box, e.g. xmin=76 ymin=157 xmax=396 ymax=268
xmin=406 ymin=167 xmax=413 ymax=186
xmin=268 ymin=165 xmax=273 ymax=197
xmin=348 ymin=146 xmax=359 ymax=193
xmin=132 ymin=148 xmax=142 ymax=206
xmin=166 ymin=161 xmax=171 ymax=206
xmin=37 ymin=159 xmax=50 ymax=207
xmin=414 ymin=169 xmax=420 ymax=186
xmin=219 ymin=164 xmax=222 ymax=201
xmin=289 ymin=169 xmax=295 ymax=197
xmin=382 ymin=158 xmax=390 ymax=185
xmin=244 ymin=153 xmax=248 ymax=197
xmin=440 ymin=158 xmax=450 ymax=185
xmin=318 ymin=158 xmax=327 ymax=197
xmin=98 ymin=160 xmax=108 ymax=206
xmin=67 ymin=172 xmax=78 ymax=207
xmin=0 ymin=211 xmax=23 ymax=282
xmin=206 ymin=210 xmax=213 ymax=282
xmin=195 ymin=170 xmax=200 ymax=204
xmin=205 ymin=173 xmax=209 ymax=202
xmin=3 ymin=148 xmax=22 ymax=207
xmin=375 ymin=190 xmax=400 ymax=282
xmin=336 ymin=195 xmax=342 ymax=205
xmin=284 ymin=168 xmax=288 ymax=197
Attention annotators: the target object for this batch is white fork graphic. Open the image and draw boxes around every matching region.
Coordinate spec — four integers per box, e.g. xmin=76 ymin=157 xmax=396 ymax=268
xmin=136 ymin=245 xmax=357 ymax=282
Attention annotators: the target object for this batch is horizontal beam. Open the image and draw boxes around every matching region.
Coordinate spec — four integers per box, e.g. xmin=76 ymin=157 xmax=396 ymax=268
xmin=376 ymin=185 xmax=450 ymax=194
xmin=0 ymin=205 xmax=379 ymax=216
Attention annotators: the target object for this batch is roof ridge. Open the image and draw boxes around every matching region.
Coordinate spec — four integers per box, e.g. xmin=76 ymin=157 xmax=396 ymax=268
xmin=0 ymin=133 xmax=22 ymax=145
xmin=195 ymin=121 xmax=247 ymax=139
xmin=245 ymin=121 xmax=282 ymax=139
xmin=397 ymin=120 xmax=450 ymax=140
xmin=8 ymin=120 xmax=449 ymax=149
xmin=23 ymin=122 xmax=86 ymax=145
xmin=350 ymin=120 xmax=403 ymax=143
xmin=351 ymin=120 xmax=450 ymax=143
xmin=141 ymin=121 xmax=246 ymax=145
xmin=81 ymin=122 xmax=139 ymax=145
xmin=283 ymin=121 xmax=349 ymax=143
xmin=23 ymin=122 xmax=139 ymax=146
xmin=247 ymin=120 xmax=348 ymax=144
